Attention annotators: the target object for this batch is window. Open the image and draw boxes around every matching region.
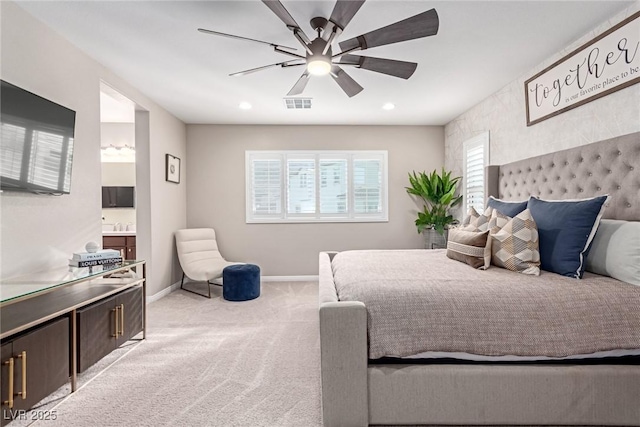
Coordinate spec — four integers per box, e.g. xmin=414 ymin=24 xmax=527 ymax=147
xmin=246 ymin=151 xmax=388 ymax=223
xmin=463 ymin=132 xmax=489 ymax=214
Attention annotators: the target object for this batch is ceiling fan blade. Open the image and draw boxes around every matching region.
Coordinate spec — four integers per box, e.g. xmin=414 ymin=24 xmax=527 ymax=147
xmin=262 ymin=0 xmax=311 ymax=47
xmin=338 ymin=54 xmax=417 ymax=79
xmin=230 ymin=60 xmax=302 ymax=77
xmin=262 ymin=0 xmax=301 ymax=29
xmin=339 ymin=8 xmax=439 ymax=52
xmin=329 ymin=0 xmax=366 ymax=30
xmin=287 ymin=71 xmax=311 ymax=96
xmin=330 ymin=66 xmax=363 ymax=98
xmin=197 ymin=28 xmax=297 ymax=51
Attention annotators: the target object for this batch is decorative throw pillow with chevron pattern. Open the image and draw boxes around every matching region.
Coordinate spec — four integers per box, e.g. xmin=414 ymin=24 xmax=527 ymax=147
xmin=461 ymin=206 xmax=479 ymax=226
xmin=490 ymin=209 xmax=541 ymax=275
xmin=488 ymin=208 xmax=511 ymax=235
xmin=462 ymin=206 xmax=494 ymax=232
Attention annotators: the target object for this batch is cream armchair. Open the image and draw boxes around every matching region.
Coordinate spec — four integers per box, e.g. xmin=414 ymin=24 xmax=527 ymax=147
xmin=175 ymin=228 xmax=241 ymax=298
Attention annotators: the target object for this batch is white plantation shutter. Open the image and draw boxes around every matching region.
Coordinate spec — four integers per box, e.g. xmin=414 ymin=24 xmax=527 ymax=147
xmin=287 ymin=158 xmax=315 ymax=214
xmin=250 ymin=157 xmax=282 ymax=216
xmin=319 ymin=159 xmax=347 ymax=214
xmin=246 ymin=151 xmax=387 ymax=223
xmin=463 ymin=132 xmax=489 ymax=213
xmin=353 ymin=158 xmax=382 ymax=214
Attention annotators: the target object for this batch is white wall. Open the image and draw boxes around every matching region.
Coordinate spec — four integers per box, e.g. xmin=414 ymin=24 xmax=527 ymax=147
xmin=445 ymin=3 xmax=640 ymax=188
xmin=100 ymin=122 xmax=135 ymax=149
xmin=0 ymin=2 xmax=187 ymax=296
xmin=102 ymin=163 xmax=136 ymax=187
xmin=186 ymin=125 xmax=444 ymax=276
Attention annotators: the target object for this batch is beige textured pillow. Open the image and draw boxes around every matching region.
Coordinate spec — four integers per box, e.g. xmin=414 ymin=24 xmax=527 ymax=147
xmin=462 ymin=207 xmax=494 ymax=232
xmin=491 ymin=209 xmax=541 ymax=275
xmin=446 ymin=229 xmax=491 ymax=270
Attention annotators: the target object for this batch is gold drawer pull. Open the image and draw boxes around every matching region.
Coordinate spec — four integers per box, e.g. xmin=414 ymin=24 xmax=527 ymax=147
xmin=17 ymin=351 xmax=26 ymax=400
xmin=120 ymin=304 xmax=125 ymax=336
xmin=112 ymin=306 xmax=119 ymax=338
xmin=3 ymin=358 xmax=14 ymax=408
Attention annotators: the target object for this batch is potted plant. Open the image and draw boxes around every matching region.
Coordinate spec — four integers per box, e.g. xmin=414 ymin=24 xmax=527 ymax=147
xmin=406 ymin=168 xmax=463 ymax=248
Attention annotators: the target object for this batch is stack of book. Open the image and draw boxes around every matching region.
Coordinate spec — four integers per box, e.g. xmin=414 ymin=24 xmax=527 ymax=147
xmin=69 ymin=249 xmax=123 ymax=268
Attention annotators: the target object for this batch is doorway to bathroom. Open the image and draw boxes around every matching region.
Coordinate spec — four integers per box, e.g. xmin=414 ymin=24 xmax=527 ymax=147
xmin=99 ymin=83 xmax=137 ymax=260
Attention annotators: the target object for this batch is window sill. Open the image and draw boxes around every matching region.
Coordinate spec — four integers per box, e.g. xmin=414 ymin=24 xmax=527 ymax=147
xmin=246 ymin=217 xmax=389 ymax=224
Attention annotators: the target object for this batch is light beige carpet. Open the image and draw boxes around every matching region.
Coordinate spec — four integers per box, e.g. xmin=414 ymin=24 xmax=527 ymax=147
xmin=27 ymin=281 xmax=321 ymax=427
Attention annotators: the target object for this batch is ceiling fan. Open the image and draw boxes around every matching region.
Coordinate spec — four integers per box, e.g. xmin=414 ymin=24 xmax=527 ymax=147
xmin=198 ymin=0 xmax=439 ymax=98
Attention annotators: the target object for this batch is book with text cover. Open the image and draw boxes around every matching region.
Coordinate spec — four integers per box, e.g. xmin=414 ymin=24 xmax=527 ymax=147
xmin=71 ymin=249 xmax=120 ymax=261
xmin=69 ymin=257 xmax=123 ymax=268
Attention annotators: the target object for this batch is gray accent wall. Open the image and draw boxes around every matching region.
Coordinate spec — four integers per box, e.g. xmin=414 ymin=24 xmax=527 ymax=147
xmin=186 ymin=125 xmax=444 ymax=276
xmin=1 ymin=2 xmax=187 ymax=297
xmin=445 ymin=3 xmax=640 ymax=199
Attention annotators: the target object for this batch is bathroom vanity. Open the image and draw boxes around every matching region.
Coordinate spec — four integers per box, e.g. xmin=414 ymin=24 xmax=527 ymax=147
xmin=102 ymin=233 xmax=136 ymax=260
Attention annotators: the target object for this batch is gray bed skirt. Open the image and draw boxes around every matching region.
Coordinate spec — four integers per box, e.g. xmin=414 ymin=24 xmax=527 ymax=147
xmin=319 ymin=251 xmax=640 ymax=426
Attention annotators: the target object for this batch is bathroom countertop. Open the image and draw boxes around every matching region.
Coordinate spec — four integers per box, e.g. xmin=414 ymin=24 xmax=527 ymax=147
xmin=102 ymin=231 xmax=136 ymax=236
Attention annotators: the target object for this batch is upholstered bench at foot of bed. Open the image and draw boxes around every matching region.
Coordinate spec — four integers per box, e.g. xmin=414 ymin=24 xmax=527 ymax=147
xmin=222 ymin=264 xmax=261 ymax=301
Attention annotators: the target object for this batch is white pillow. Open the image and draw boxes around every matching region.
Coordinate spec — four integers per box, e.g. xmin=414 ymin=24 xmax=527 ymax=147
xmin=585 ymin=219 xmax=640 ymax=286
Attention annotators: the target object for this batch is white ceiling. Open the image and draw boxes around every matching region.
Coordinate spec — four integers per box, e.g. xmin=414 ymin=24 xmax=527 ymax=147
xmin=17 ymin=1 xmax=633 ymax=125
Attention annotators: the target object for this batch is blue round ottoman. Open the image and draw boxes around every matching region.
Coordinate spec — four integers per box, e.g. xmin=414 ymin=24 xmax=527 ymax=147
xmin=223 ymin=264 xmax=260 ymax=301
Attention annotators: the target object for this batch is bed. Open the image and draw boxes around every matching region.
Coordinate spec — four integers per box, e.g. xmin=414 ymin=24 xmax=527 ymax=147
xmin=318 ymin=132 xmax=640 ymax=426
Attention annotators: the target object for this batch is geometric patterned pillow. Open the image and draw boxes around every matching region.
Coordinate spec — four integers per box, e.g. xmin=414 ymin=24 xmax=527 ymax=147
xmin=491 ymin=209 xmax=541 ymax=275
xmin=462 ymin=207 xmax=494 ymax=232
xmin=461 ymin=206 xmax=480 ymax=226
xmin=488 ymin=209 xmax=511 ymax=235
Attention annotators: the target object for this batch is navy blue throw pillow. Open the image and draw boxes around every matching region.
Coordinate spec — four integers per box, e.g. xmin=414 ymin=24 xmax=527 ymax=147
xmin=526 ymin=196 xmax=608 ymax=278
xmin=487 ymin=196 xmax=528 ymax=217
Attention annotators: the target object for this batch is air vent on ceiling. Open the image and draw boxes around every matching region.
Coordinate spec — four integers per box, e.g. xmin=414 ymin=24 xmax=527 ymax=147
xmin=284 ymin=98 xmax=312 ymax=109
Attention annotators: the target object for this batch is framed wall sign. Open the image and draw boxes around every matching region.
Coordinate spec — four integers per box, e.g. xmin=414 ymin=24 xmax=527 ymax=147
xmin=165 ymin=154 xmax=180 ymax=184
xmin=525 ymin=11 xmax=640 ymax=126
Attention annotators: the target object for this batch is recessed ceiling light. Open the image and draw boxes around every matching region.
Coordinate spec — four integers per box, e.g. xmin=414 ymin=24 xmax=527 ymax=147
xmin=239 ymin=102 xmax=252 ymax=110
xmin=382 ymin=103 xmax=395 ymax=111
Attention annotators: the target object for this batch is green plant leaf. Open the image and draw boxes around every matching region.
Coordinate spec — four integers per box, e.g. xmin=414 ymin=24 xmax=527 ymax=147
xmin=406 ymin=167 xmax=463 ymax=234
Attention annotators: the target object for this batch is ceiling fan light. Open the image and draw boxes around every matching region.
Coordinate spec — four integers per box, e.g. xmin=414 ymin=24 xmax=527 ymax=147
xmin=307 ymin=58 xmax=331 ymax=76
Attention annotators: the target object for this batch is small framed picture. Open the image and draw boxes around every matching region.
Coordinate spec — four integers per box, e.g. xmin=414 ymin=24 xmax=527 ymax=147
xmin=165 ymin=154 xmax=180 ymax=184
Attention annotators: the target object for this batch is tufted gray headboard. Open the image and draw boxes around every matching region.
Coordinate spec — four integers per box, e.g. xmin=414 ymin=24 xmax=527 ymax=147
xmin=485 ymin=132 xmax=639 ymax=221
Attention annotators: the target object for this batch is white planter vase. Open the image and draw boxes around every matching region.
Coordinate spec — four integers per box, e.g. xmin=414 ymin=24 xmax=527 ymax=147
xmin=423 ymin=228 xmax=448 ymax=249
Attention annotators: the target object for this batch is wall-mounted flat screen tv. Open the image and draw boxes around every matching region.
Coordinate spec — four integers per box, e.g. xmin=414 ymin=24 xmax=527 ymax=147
xmin=0 ymin=80 xmax=76 ymax=194
xmin=102 ymin=186 xmax=135 ymax=208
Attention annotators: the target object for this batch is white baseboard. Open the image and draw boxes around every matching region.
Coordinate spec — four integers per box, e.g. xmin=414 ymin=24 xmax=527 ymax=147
xmin=261 ymin=275 xmax=318 ymax=282
xmin=146 ymin=280 xmax=181 ymax=304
